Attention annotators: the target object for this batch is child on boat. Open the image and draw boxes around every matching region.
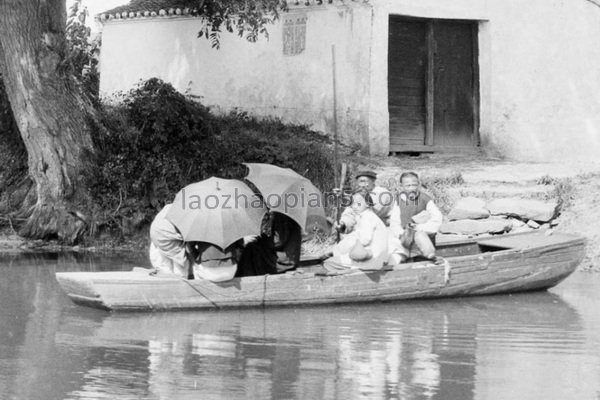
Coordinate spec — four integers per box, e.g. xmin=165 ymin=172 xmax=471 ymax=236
xmin=337 ymin=170 xmax=394 ymax=228
xmin=325 ymin=189 xmax=389 ymax=272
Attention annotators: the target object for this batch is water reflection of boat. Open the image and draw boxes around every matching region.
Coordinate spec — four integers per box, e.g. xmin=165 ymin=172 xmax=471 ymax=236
xmin=63 ymin=291 xmax=581 ymax=345
xmin=55 ymin=231 xmax=585 ymax=311
xmin=55 ymin=292 xmax=582 ymax=400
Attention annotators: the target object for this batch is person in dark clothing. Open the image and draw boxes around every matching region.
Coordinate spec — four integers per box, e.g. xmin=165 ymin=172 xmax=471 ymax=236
xmin=235 ymin=211 xmax=302 ymax=277
xmin=271 ymin=212 xmax=302 ymax=271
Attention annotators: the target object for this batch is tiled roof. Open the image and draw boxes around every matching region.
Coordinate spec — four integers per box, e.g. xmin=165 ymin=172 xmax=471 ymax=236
xmin=97 ymin=0 xmax=364 ymax=22
xmin=101 ymin=0 xmax=193 ymax=16
xmin=98 ymin=0 xmax=198 ymax=21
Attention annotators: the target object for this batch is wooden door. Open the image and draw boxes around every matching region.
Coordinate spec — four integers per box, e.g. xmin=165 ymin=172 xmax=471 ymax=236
xmin=387 ymin=18 xmax=428 ymax=148
xmin=388 ymin=17 xmax=479 ymax=152
xmin=433 ymin=21 xmax=476 ymax=147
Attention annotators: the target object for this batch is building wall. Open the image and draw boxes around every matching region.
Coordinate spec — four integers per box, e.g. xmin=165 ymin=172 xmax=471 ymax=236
xmin=100 ymin=0 xmax=600 ymax=160
xmin=484 ymin=0 xmax=600 ymax=161
xmin=99 ymin=4 xmax=375 ymax=151
xmin=370 ymin=0 xmax=600 ymax=160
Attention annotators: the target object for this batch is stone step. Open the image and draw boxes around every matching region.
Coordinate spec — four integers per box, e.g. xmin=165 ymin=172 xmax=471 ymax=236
xmin=446 ymin=182 xmax=555 ymax=201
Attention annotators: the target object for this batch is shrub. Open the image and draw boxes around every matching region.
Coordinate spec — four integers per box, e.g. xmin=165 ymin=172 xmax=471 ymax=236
xmin=215 ymin=111 xmax=335 ymax=191
xmin=415 ymin=172 xmax=462 ymax=214
xmin=85 ymin=78 xmax=335 ymax=237
xmin=66 ymin=0 xmax=100 ymax=103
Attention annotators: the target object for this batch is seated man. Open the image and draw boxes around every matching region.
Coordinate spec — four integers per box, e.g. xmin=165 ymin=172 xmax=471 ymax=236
xmin=388 ymin=172 xmax=443 ymax=265
xmin=338 ymin=170 xmax=394 ymax=231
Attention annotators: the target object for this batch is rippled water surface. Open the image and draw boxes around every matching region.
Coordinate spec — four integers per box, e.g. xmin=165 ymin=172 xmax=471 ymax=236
xmin=0 ymin=252 xmax=599 ymax=400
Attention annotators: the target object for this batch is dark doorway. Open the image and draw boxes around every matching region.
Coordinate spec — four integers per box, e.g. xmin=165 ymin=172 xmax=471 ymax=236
xmin=388 ymin=16 xmax=479 ymax=152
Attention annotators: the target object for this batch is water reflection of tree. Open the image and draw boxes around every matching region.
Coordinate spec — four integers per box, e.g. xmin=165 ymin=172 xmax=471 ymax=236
xmin=0 ymin=252 xmax=145 ymax=400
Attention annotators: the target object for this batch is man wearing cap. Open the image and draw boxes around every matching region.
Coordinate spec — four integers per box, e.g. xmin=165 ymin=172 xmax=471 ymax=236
xmin=336 ymin=170 xmax=394 ymax=232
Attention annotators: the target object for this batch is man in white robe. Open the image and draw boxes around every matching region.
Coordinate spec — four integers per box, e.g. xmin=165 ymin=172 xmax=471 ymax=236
xmin=149 ymin=203 xmax=189 ymax=277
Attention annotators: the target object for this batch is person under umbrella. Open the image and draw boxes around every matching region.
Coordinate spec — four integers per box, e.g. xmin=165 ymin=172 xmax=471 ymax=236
xmin=235 ymin=210 xmax=302 ymax=277
xmin=149 ymin=203 xmax=189 ymax=278
xmin=186 ymin=240 xmax=246 ymax=282
xmin=149 ymin=177 xmax=267 ymax=281
xmin=149 ymin=204 xmax=245 ymax=281
xmin=243 ymin=163 xmax=329 ymax=236
xmin=240 ymin=163 xmax=329 ymax=273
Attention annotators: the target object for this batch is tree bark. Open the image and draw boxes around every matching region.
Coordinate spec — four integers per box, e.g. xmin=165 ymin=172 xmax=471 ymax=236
xmin=0 ymin=0 xmax=94 ymax=243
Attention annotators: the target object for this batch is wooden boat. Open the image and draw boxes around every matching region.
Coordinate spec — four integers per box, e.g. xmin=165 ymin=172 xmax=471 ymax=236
xmin=56 ymin=231 xmax=585 ymax=312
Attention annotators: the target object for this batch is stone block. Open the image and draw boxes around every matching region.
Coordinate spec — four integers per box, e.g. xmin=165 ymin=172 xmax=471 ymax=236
xmin=439 ymin=219 xmax=512 ymax=235
xmin=512 ymin=226 xmax=534 ymax=233
xmin=447 ymin=197 xmax=490 ymax=221
xmin=508 ymin=217 xmax=526 ymax=228
xmin=487 ymin=198 xmax=558 ymax=222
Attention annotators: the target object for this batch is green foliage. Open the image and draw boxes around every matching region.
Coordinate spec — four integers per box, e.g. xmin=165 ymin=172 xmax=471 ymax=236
xmin=194 ymin=0 xmax=288 ymax=48
xmin=536 ymin=174 xmax=556 ymax=185
xmin=552 ymin=179 xmax=574 ymax=211
xmin=65 ymin=0 xmax=100 ymax=102
xmin=535 ymin=174 xmax=575 ymax=212
xmin=85 ymin=78 xmax=334 ymax=237
xmin=214 ymin=111 xmax=334 ymax=189
xmin=418 ymin=172 xmax=464 ymax=213
xmin=539 ymin=177 xmax=575 ymax=212
xmin=421 ymin=171 xmax=465 ymax=187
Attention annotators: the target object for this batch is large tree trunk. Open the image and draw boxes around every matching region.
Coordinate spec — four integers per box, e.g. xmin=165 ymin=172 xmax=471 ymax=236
xmin=0 ymin=0 xmax=94 ymax=243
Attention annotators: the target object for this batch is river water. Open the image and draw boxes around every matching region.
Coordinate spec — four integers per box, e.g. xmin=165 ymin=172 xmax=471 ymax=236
xmin=0 ymin=252 xmax=599 ymax=400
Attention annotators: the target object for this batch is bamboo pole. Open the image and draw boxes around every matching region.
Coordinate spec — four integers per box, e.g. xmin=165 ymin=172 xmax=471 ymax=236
xmin=331 ymin=44 xmax=339 ymax=188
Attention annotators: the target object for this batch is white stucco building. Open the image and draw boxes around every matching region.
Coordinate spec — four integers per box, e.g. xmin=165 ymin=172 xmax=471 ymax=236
xmin=97 ymin=0 xmax=600 ymax=161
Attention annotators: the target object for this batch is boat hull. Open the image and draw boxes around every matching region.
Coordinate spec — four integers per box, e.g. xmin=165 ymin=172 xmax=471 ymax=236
xmin=56 ymin=231 xmax=585 ymax=311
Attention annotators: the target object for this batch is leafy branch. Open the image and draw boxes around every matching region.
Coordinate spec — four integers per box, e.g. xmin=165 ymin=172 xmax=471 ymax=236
xmin=193 ymin=0 xmax=288 ymax=49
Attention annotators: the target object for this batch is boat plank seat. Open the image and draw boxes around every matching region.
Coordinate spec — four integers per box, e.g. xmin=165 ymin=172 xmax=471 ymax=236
xmin=476 ymin=231 xmax=573 ymax=250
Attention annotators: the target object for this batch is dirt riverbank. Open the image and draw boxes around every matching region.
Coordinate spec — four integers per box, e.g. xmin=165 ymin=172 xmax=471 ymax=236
xmin=554 ymin=173 xmax=600 ymax=272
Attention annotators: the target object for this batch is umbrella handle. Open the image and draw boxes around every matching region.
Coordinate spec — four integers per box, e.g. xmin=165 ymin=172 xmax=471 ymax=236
xmin=185 ymin=242 xmax=196 ymax=279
